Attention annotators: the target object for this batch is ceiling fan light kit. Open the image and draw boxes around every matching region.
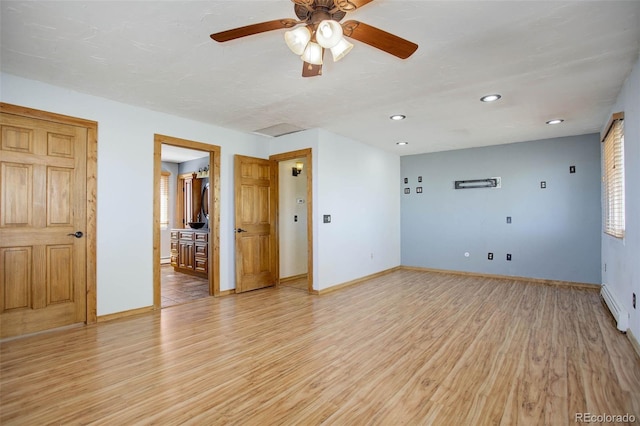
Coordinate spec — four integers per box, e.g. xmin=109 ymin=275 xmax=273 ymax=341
xmin=330 ymin=37 xmax=354 ymax=62
xmin=210 ymin=0 xmax=418 ymax=77
xmin=302 ymin=41 xmax=324 ymax=65
xmin=316 ymin=19 xmax=344 ymax=48
xmin=284 ymin=26 xmax=312 ymax=55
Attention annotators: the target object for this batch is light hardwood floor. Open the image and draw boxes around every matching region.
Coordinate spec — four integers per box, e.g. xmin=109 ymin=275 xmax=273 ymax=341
xmin=1 ymin=270 xmax=639 ymax=425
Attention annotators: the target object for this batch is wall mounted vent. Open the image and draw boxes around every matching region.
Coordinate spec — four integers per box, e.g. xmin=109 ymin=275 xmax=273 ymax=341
xmin=455 ymin=177 xmax=501 ymax=189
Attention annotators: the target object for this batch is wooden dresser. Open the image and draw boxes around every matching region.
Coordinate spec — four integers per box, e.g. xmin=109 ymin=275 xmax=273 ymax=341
xmin=170 ymin=228 xmax=208 ymax=277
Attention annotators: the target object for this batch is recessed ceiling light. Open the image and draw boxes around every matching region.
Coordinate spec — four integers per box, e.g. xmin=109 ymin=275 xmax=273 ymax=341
xmin=546 ymin=119 xmax=564 ymax=125
xmin=390 ymin=114 xmax=406 ymax=121
xmin=396 ymin=142 xmax=409 ymax=146
xmin=480 ymin=94 xmax=502 ymax=102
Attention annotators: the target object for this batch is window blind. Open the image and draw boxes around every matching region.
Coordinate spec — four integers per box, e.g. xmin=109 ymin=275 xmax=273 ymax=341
xmin=602 ymin=114 xmax=625 ymax=238
xmin=160 ymin=171 xmax=171 ymax=229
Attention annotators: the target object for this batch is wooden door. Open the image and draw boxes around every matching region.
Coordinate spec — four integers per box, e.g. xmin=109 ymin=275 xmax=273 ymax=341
xmin=0 ymin=113 xmax=87 ymax=338
xmin=234 ymin=155 xmax=275 ymax=293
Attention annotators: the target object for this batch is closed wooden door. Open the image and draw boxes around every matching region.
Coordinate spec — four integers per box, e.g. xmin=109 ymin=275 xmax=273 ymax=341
xmin=234 ymin=155 xmax=275 ymax=293
xmin=0 ymin=113 xmax=87 ymax=338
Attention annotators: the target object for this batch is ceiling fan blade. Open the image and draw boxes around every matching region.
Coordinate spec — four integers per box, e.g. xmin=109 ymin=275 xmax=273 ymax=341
xmin=342 ymin=20 xmax=418 ymax=59
xmin=210 ymin=19 xmax=299 ymax=42
xmin=302 ymin=61 xmax=323 ymax=78
xmin=333 ymin=0 xmax=375 ymax=12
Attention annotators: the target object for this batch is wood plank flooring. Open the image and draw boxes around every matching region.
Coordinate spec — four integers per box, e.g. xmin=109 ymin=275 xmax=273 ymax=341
xmin=1 ymin=269 xmax=639 ymax=425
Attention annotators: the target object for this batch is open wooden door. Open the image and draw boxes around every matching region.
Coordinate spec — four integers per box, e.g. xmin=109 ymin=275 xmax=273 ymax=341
xmin=0 ymin=112 xmax=88 ymax=338
xmin=234 ymin=155 xmax=275 ymax=293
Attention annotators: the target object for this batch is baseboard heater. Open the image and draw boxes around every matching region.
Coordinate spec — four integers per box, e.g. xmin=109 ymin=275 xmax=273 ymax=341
xmin=601 ymin=284 xmax=629 ymax=332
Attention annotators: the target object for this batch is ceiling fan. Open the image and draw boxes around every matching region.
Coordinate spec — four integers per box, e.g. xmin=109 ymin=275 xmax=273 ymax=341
xmin=210 ymin=0 xmax=418 ymax=77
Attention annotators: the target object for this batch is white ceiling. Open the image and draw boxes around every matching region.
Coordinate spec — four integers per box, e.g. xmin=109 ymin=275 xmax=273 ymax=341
xmin=161 ymin=144 xmax=209 ymax=163
xmin=2 ymin=1 xmax=639 ymax=156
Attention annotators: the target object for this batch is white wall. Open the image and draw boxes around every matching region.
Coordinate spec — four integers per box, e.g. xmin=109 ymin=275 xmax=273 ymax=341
xmin=316 ymin=130 xmax=401 ymax=290
xmin=278 ymin=159 xmax=308 ymax=278
xmin=602 ymin=56 xmax=640 ymax=338
xmin=270 ymin=129 xmax=402 ymax=291
xmin=1 ymin=73 xmax=269 ymax=315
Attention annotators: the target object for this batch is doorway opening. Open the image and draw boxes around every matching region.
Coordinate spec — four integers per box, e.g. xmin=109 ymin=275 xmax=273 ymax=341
xmin=153 ymin=134 xmax=220 ymax=308
xmin=270 ymin=149 xmax=313 ymax=293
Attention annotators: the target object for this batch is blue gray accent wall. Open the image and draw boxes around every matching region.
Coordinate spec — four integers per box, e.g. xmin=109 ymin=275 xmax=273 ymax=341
xmin=178 ymin=156 xmax=209 ymax=175
xmin=401 ymin=134 xmax=602 ymax=284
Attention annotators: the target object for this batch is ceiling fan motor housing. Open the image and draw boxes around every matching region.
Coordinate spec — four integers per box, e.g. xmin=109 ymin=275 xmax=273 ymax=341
xmin=294 ymin=1 xmax=347 ymax=23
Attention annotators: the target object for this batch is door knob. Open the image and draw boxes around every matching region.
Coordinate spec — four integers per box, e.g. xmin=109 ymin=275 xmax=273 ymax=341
xmin=67 ymin=231 xmax=84 ymax=238
xmin=235 ymin=228 xmax=247 ymax=233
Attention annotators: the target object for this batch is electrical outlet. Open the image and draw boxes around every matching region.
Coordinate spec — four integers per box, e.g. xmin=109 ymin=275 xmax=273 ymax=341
xmin=294 ymin=215 xmax=298 ymax=222
xmin=488 ymin=253 xmax=494 ymax=260
xmin=506 ymin=253 xmax=512 ymax=261
xmin=506 ymin=216 xmax=512 ymax=224
xmin=570 ymin=165 xmax=576 ymax=173
xmin=541 ymin=181 xmax=546 ymax=189
xmin=323 ymin=215 xmax=331 ymax=223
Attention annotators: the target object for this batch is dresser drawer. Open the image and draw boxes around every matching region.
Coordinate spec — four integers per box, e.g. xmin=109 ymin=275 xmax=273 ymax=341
xmin=195 ymin=243 xmax=208 ymax=257
xmin=178 ymin=231 xmax=194 ymax=241
xmin=194 ymin=232 xmax=208 ymax=243
xmin=194 ymin=257 xmax=208 ymax=273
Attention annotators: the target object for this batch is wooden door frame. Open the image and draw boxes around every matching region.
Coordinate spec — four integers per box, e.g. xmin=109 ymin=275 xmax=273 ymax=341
xmin=153 ymin=134 xmax=221 ymax=306
xmin=270 ymin=148 xmax=313 ymax=293
xmin=0 ymin=102 xmax=98 ymax=325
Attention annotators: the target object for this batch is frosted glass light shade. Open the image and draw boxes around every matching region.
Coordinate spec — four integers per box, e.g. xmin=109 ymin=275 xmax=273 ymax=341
xmin=284 ymin=26 xmax=311 ymax=55
xmin=330 ymin=37 xmax=353 ymax=62
xmin=301 ymin=42 xmax=323 ymax=65
xmin=316 ymin=20 xmax=343 ymax=49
